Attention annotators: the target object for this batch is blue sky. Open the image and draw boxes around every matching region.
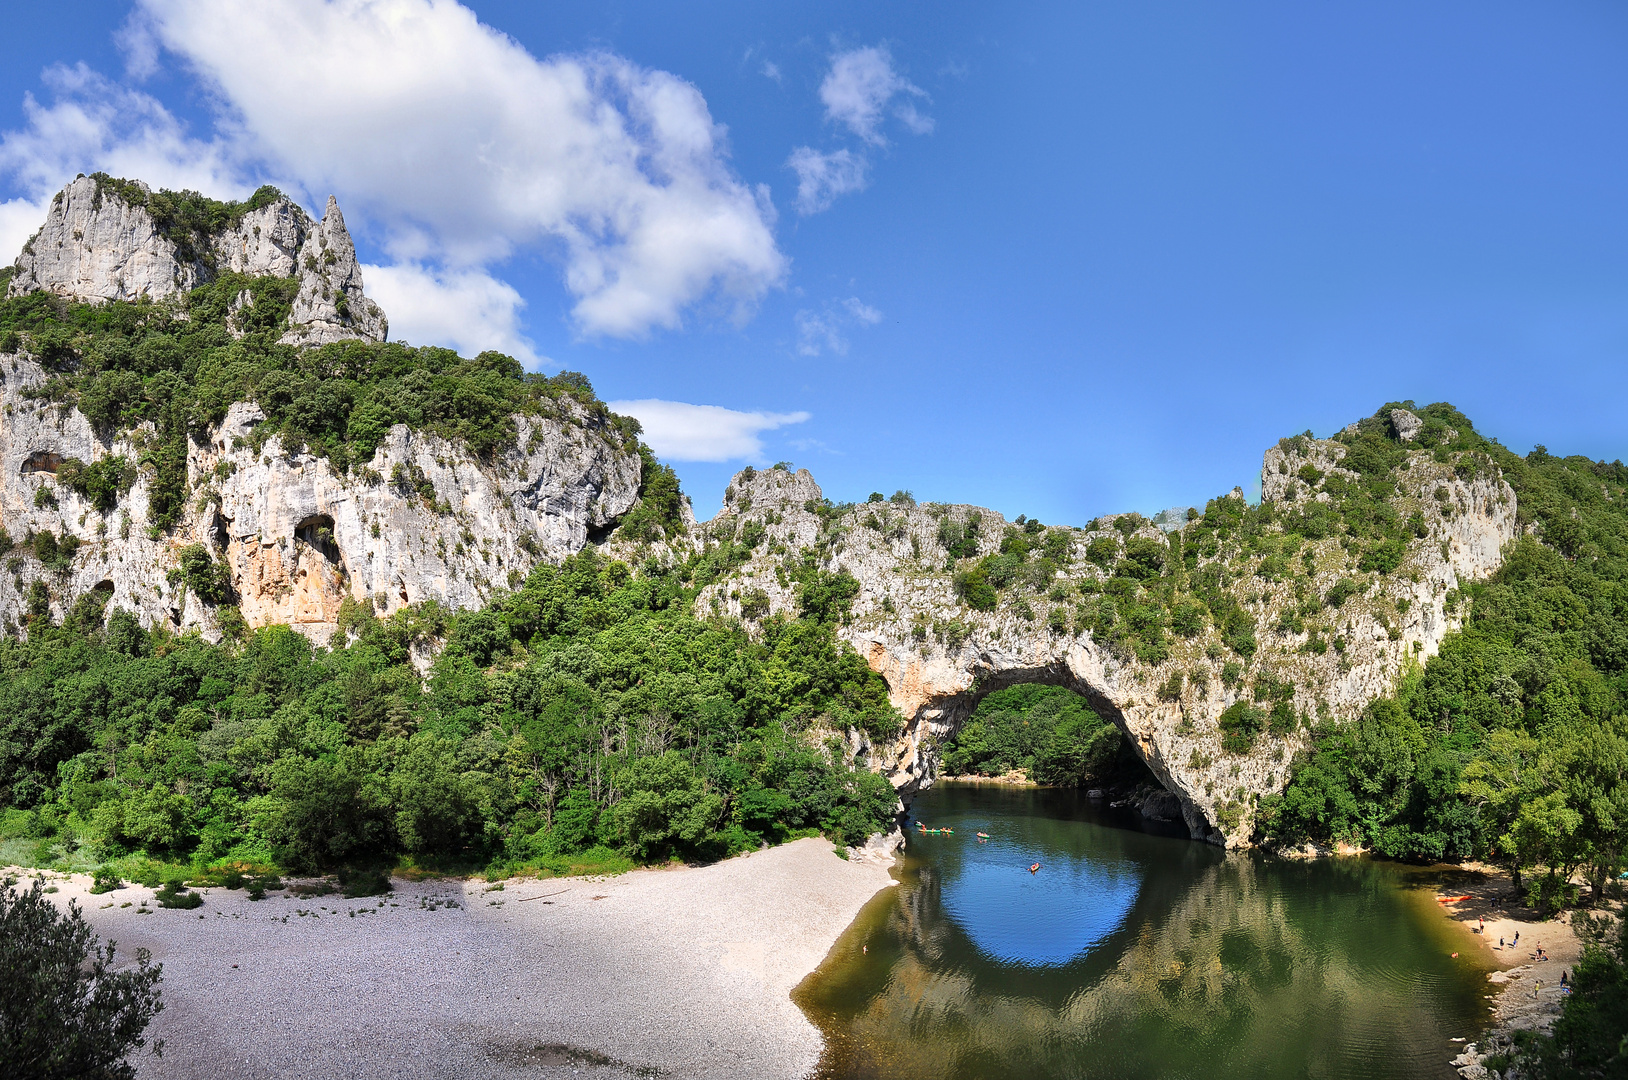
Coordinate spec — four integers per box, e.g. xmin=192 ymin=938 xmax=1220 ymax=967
xmin=3 ymin=2 xmax=1626 ymax=522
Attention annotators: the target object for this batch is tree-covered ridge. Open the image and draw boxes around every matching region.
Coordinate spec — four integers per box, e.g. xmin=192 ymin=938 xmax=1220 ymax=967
xmin=0 ymin=285 xmax=650 ymax=530
xmin=1261 ymin=433 xmax=1628 ymax=910
xmin=0 ymin=547 xmax=901 ymax=877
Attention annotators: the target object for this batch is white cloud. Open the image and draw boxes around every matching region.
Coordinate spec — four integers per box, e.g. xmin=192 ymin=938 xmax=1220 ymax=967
xmin=362 ymin=263 xmax=543 ymax=369
xmin=786 ymin=146 xmax=868 ymax=215
xmin=607 ymin=399 xmax=810 ymax=462
xmin=760 ymin=60 xmax=782 ymax=83
xmin=842 ymin=296 xmax=883 ymax=325
xmin=0 ymin=196 xmax=48 ymax=267
xmin=0 ymin=63 xmax=242 ymax=203
xmin=819 ymin=45 xmax=931 ymax=146
xmin=795 ymin=296 xmax=883 ymax=356
xmin=0 ymin=1 xmax=786 ymax=341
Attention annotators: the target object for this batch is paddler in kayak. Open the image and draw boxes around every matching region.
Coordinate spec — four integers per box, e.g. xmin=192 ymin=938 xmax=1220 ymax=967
xmin=1029 ymin=862 xmax=1041 ymax=874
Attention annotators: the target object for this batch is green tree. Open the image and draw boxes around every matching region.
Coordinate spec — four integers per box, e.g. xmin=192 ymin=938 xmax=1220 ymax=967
xmin=0 ymin=877 xmax=164 ymax=1079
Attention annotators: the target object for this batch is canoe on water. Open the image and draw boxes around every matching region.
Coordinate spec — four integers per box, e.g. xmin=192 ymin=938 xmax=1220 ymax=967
xmin=1437 ymin=895 xmax=1472 ymax=903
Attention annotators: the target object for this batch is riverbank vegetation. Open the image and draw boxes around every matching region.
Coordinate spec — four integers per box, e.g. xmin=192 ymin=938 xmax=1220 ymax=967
xmin=1260 ymin=422 xmax=1628 ymax=914
xmin=0 ymin=550 xmax=901 ymax=881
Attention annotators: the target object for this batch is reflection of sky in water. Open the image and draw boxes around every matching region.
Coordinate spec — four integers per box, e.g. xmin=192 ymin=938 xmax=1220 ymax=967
xmin=932 ymin=832 xmax=1142 ymax=968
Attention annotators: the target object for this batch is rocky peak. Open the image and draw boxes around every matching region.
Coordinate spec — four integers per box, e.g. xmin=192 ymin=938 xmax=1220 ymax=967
xmin=1390 ymin=408 xmax=1424 ymax=442
xmin=7 ymin=173 xmax=386 ymax=346
xmin=721 ymin=464 xmax=823 ymax=514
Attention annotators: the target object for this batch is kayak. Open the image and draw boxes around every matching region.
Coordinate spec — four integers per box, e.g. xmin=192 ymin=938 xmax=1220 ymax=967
xmin=1437 ymin=895 xmax=1472 ymax=903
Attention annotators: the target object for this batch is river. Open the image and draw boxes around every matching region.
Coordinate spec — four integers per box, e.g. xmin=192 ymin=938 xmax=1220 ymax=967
xmin=794 ymin=782 xmax=1493 ymax=1080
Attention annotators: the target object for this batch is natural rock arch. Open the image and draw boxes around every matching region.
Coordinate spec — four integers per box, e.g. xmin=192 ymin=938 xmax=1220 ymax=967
xmin=692 ymin=441 xmax=1517 ymax=848
xmin=861 ymin=657 xmax=1215 ymax=839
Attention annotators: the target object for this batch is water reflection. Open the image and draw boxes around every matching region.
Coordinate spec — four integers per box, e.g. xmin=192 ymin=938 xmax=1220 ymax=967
xmin=796 ymin=784 xmax=1492 ymax=1080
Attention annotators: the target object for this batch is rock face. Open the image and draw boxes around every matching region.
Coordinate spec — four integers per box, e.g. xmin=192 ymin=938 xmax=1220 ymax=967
xmin=0 ymin=352 xmax=640 ymax=644
xmin=7 ymin=175 xmax=386 ymax=344
xmin=670 ymin=438 xmax=1517 ymax=848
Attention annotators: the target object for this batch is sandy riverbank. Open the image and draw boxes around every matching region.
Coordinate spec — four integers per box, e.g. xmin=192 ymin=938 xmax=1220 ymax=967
xmin=1423 ymin=866 xmax=1620 ymax=1077
xmin=13 ymin=837 xmax=897 ymax=1080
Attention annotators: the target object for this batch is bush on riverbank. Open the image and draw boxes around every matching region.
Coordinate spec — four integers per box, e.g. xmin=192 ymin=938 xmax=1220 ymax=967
xmin=0 ymin=875 xmax=165 ymax=1077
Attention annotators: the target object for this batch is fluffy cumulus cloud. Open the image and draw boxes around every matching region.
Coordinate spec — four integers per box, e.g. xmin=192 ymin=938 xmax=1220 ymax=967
xmin=795 ymin=296 xmax=883 ymax=356
xmin=362 ymin=263 xmax=543 ymax=369
xmin=0 ymin=63 xmax=242 ymax=260
xmin=786 ymin=147 xmax=868 ymax=216
xmin=819 ymin=45 xmax=932 ymax=146
xmin=0 ymin=0 xmax=787 ymax=342
xmin=607 ymin=399 xmax=810 ymax=462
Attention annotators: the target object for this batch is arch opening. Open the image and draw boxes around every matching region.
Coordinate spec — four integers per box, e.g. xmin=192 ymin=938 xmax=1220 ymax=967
xmin=892 ymin=665 xmax=1217 ymax=843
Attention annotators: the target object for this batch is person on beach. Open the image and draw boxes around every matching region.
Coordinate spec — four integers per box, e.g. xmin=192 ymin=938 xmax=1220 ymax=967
xmin=1499 ymin=936 xmax=1505 ymax=948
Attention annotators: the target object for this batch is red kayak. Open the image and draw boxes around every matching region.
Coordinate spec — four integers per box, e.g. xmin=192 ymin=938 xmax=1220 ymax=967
xmin=1437 ymin=895 xmax=1472 ymax=903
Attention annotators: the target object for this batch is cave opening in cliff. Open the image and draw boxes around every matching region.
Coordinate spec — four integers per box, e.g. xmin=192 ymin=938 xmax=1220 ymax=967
xmin=295 ymin=514 xmax=341 ymax=563
xmin=934 ymin=681 xmax=1184 ymax=829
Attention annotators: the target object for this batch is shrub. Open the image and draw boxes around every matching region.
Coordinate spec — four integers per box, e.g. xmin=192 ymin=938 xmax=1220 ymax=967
xmin=57 ymin=456 xmax=135 ymax=515
xmin=338 ymin=867 xmax=392 ymax=898
xmin=1085 ymin=535 xmax=1119 ymax=569
xmin=1218 ymin=702 xmax=1266 ymax=754
xmin=154 ymin=881 xmax=203 ymax=909
xmin=1170 ymin=599 xmax=1207 ymax=637
xmin=88 ymin=868 xmax=123 ymax=894
xmin=1324 ymin=578 xmax=1360 ymax=609
xmin=0 ymin=877 xmax=164 ymax=1078
xmin=953 ymin=565 xmax=997 ymax=611
xmin=176 ymin=544 xmax=233 ymax=605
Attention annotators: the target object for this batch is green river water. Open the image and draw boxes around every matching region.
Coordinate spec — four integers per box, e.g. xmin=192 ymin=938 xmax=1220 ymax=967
xmin=794 ymin=782 xmax=1495 ymax=1080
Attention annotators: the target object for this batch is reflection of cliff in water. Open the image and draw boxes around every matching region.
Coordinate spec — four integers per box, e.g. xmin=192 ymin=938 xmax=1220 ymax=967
xmin=800 ymin=790 xmax=1490 ymax=1080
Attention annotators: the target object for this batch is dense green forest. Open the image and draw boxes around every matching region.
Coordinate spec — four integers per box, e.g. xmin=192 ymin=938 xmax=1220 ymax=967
xmin=0 ymin=549 xmax=901 ymax=877
xmin=940 ymin=684 xmax=1124 ymax=786
xmin=1259 ymin=412 xmax=1628 ymax=913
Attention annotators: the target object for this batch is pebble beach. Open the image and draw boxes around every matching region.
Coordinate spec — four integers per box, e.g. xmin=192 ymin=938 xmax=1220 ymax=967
xmin=19 ymin=838 xmax=897 ymax=1080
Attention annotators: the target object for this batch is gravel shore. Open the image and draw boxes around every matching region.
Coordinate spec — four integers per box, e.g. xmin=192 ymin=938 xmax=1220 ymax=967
xmin=20 ymin=838 xmax=897 ymax=1080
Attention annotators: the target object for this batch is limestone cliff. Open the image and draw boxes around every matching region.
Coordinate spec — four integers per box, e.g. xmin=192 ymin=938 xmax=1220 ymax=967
xmin=643 ymin=414 xmax=1515 ymax=848
xmin=7 ymin=174 xmax=387 ymax=344
xmin=0 ymin=350 xmax=640 ymax=644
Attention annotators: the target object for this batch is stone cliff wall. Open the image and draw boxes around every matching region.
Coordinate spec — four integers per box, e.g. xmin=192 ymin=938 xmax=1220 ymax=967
xmin=0 ymin=352 xmax=641 ymax=644
xmin=667 ymin=422 xmax=1516 ymax=848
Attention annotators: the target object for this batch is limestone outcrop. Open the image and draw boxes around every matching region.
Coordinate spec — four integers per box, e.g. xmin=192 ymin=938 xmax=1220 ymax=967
xmin=7 ymin=175 xmax=386 ymax=344
xmin=0 ymin=351 xmax=640 ymax=645
xmin=659 ymin=433 xmax=1516 ymax=848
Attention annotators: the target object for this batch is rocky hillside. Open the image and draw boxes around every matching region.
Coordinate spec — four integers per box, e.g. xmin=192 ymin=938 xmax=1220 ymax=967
xmin=0 ymin=175 xmax=647 ymax=645
xmin=625 ymin=406 xmax=1517 ymax=847
xmin=9 ymin=174 xmax=386 ymax=345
